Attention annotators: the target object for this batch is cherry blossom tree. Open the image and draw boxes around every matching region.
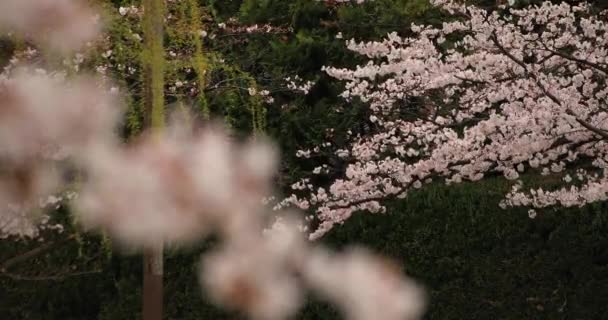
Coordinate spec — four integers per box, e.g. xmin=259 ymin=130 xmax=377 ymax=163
xmin=281 ymin=0 xmax=608 ymax=239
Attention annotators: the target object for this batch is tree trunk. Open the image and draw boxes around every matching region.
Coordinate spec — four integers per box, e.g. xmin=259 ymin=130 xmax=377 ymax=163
xmin=143 ymin=246 xmax=163 ymax=320
xmin=142 ymin=0 xmax=165 ymax=319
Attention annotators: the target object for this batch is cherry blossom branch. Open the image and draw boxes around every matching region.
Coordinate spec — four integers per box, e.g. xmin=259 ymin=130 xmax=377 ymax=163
xmin=0 ymin=234 xmax=77 ymax=271
xmin=540 ymin=44 xmax=608 ymax=75
xmin=491 ymin=31 xmax=608 ymax=140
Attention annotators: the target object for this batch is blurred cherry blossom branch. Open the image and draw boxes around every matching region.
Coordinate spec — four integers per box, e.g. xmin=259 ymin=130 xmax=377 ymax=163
xmin=0 ymin=1 xmax=425 ymax=319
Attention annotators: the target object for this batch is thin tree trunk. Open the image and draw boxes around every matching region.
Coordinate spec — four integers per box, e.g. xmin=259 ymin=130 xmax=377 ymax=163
xmin=143 ymin=246 xmax=163 ymax=320
xmin=142 ymin=0 xmax=165 ymax=319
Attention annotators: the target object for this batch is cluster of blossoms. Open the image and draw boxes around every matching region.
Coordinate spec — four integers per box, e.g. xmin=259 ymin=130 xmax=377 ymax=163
xmin=0 ymin=67 xmax=120 ymax=240
xmin=319 ymin=0 xmax=372 ymax=5
xmin=285 ymin=75 xmax=316 ymax=95
xmin=211 ymin=19 xmax=292 ymax=39
xmin=248 ymin=87 xmax=275 ymax=104
xmin=1 ymin=200 xmax=62 ymax=240
xmin=200 ymin=210 xmax=424 ymax=320
xmin=0 ymin=1 xmax=425 ymax=319
xmin=282 ymin=0 xmax=608 ymax=239
xmin=118 ymin=5 xmax=141 ymax=17
xmin=0 ymin=0 xmax=100 ymax=52
xmin=216 ymin=20 xmax=292 ymax=36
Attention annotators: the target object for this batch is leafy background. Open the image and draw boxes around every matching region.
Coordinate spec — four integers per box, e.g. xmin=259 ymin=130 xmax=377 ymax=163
xmin=1 ymin=0 xmax=608 ymax=319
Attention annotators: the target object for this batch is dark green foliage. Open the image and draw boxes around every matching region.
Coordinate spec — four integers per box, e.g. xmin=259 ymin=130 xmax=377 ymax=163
xmin=0 ymin=36 xmax=15 ymax=69
xmin=0 ymin=208 xmax=111 ymax=319
xmin=323 ymin=178 xmax=608 ymax=319
xmin=3 ymin=178 xmax=608 ymax=319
